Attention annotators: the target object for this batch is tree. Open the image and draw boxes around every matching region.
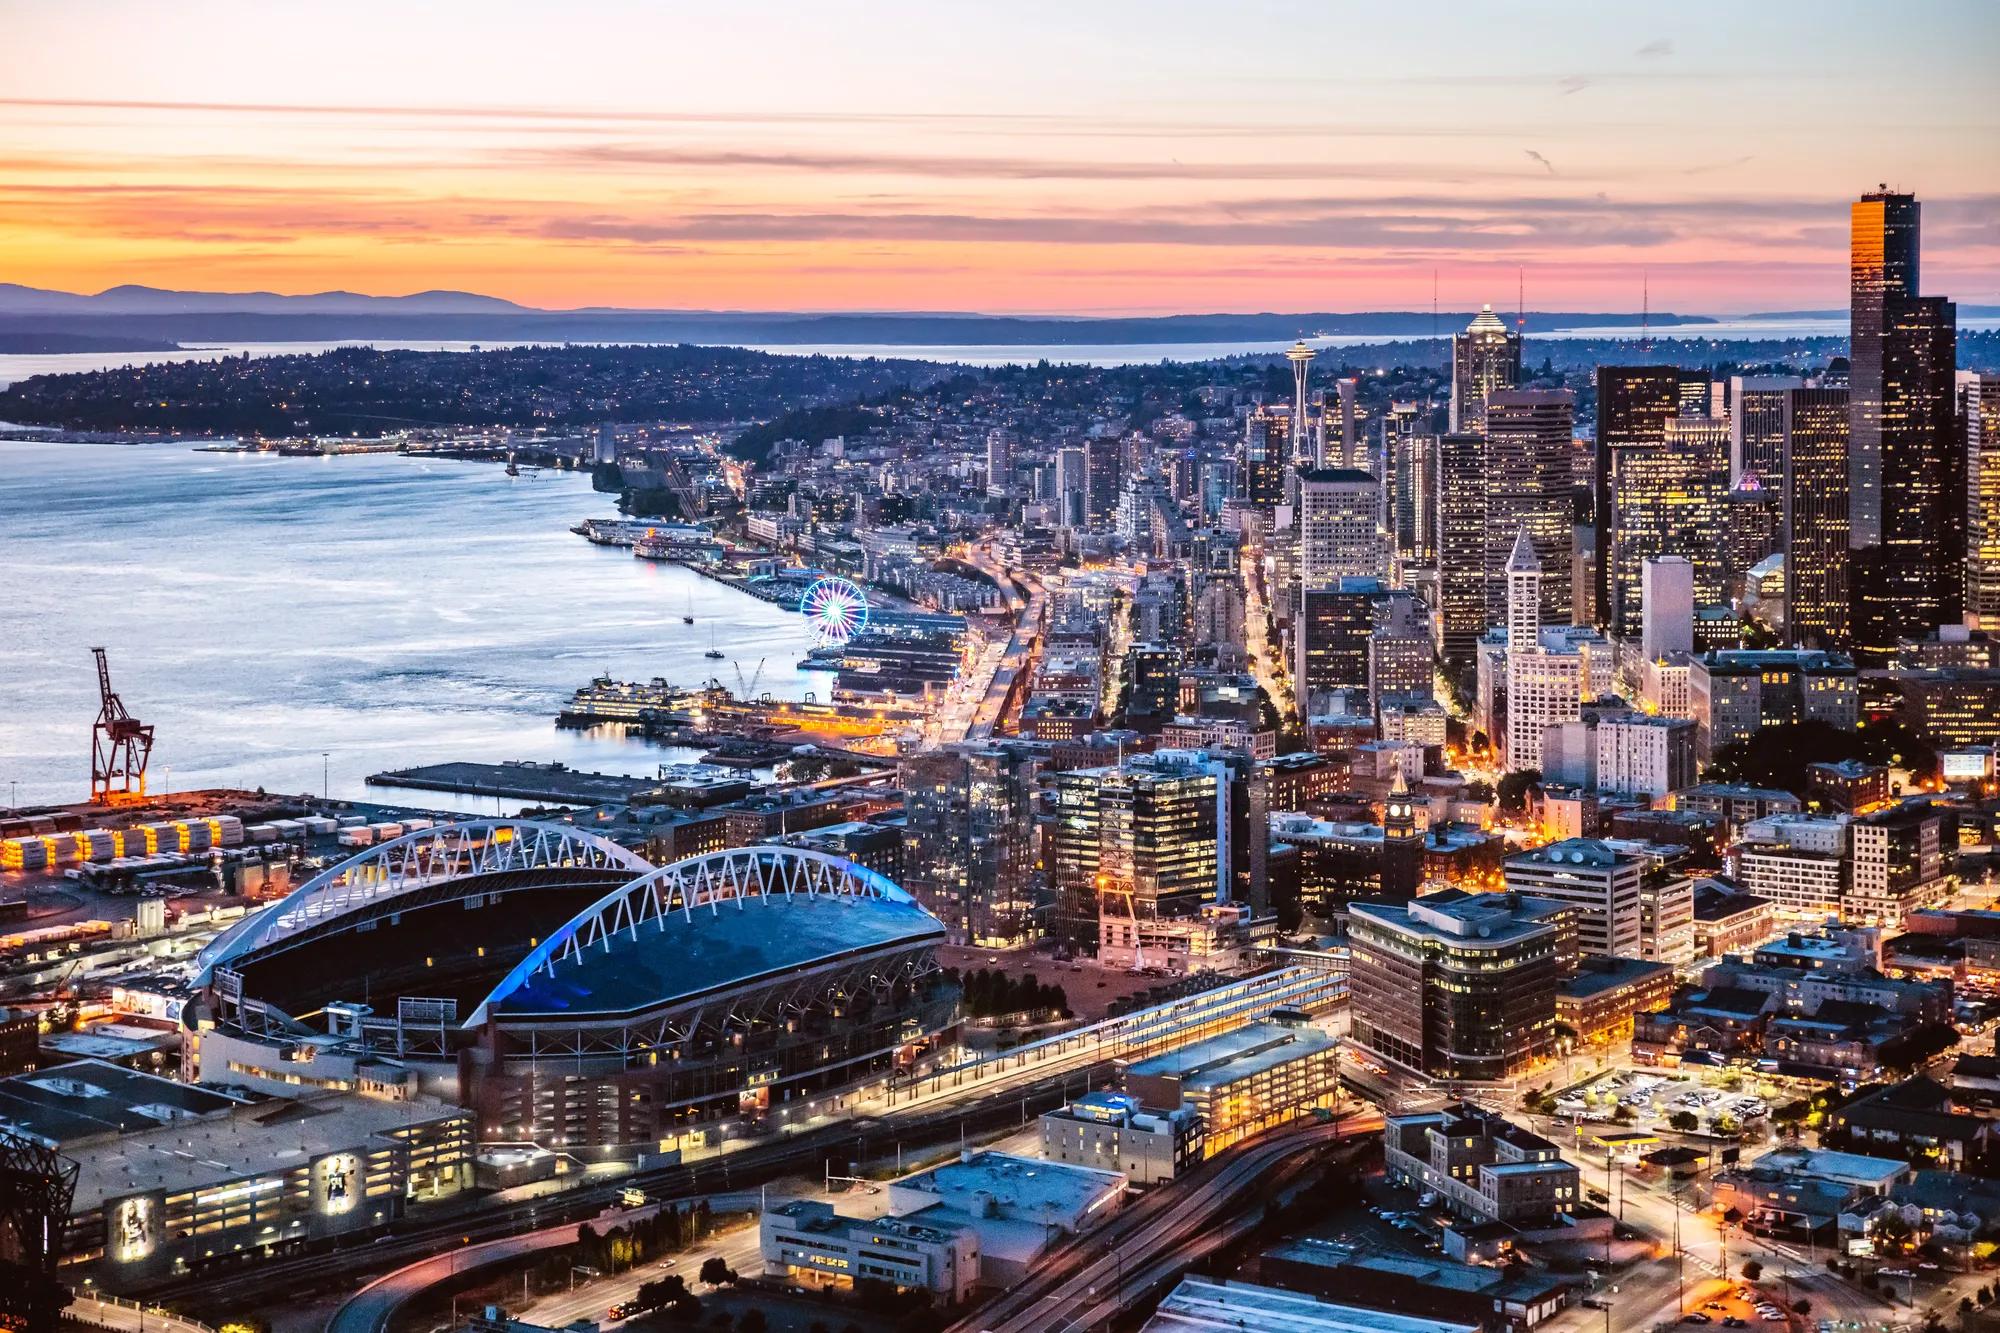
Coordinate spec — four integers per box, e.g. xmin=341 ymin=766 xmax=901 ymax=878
xmin=1792 ymin=1299 xmax=1811 ymax=1316
xmin=1742 ymin=1260 xmax=1764 ymax=1281
xmin=739 ymin=1313 xmax=770 ymax=1333
xmin=668 ymin=1294 xmax=705 ymax=1325
xmin=700 ymin=1255 xmax=739 ymax=1287
xmin=639 ymin=1276 xmax=691 ymax=1311
xmin=1496 ymin=769 xmax=1541 ymax=814
xmin=1669 ymin=1111 xmax=1700 ymax=1133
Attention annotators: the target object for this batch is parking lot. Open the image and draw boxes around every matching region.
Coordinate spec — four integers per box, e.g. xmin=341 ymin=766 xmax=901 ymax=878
xmin=1556 ymin=1070 xmax=1773 ymax=1136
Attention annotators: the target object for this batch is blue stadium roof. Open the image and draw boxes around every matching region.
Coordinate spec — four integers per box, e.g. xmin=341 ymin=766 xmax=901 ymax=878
xmin=485 ymin=889 xmax=947 ymax=1019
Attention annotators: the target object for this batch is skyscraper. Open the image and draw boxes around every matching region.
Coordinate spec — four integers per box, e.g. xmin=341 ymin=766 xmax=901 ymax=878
xmin=1729 ymin=376 xmax=1802 ymax=486
xmin=1055 ymin=445 xmax=1088 ymax=528
xmin=1297 ymin=468 xmax=1386 ymax=587
xmin=1783 ymin=387 xmax=1852 ymax=647
xmin=1604 ymin=416 xmax=1729 ymax=639
xmin=1084 ymin=434 xmax=1124 ymax=525
xmin=899 ymin=744 xmax=1038 ymax=946
xmin=1964 ymin=373 xmax=2000 ymax=630
xmin=1239 ymin=408 xmax=1288 ymax=511
xmin=1451 ymin=304 xmax=1521 ymax=435
xmin=1592 ymin=366 xmax=1683 ymax=624
xmin=1433 ymin=432 xmax=1489 ymax=665
xmin=1484 ymin=389 xmax=1575 ymax=627
xmin=1049 ymin=751 xmax=1227 ymax=954
xmin=1848 ymin=189 xmax=1960 ymax=663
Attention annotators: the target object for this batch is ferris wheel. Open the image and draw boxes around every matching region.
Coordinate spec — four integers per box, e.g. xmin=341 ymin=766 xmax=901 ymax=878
xmin=800 ymin=576 xmax=870 ymax=646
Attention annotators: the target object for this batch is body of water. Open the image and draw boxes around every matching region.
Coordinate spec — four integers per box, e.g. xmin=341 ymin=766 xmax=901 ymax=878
xmin=5 ymin=317 xmax=1997 ymax=387
xmin=0 ymin=439 xmax=818 ymax=810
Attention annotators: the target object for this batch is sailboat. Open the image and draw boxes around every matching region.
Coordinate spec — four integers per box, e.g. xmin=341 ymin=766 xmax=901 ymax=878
xmin=704 ymin=625 xmax=724 ymax=660
xmin=682 ymin=589 xmax=696 ymax=625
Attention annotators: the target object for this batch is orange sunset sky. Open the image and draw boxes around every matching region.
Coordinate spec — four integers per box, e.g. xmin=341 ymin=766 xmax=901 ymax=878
xmin=3 ymin=0 xmax=1996 ymax=315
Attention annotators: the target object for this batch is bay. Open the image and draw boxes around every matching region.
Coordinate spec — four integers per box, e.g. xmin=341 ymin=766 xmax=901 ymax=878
xmin=0 ymin=439 xmax=818 ymax=810
xmin=7 ymin=316 xmax=1996 ymax=388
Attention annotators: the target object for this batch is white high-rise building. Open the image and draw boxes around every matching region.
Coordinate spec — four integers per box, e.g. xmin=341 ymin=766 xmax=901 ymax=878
xmin=1500 ymin=528 xmax=1614 ymax=772
xmin=1298 ymin=468 xmax=1386 ymax=587
xmin=1640 ymin=556 xmax=1695 ymax=662
xmin=1594 ymin=715 xmax=1698 ymax=798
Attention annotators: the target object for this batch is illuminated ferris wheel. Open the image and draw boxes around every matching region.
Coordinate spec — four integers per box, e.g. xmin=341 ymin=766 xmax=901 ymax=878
xmin=800 ymin=576 xmax=869 ymax=647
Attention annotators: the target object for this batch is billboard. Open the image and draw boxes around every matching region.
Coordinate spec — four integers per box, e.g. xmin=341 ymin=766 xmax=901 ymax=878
xmin=112 ymin=1196 xmax=158 ymax=1263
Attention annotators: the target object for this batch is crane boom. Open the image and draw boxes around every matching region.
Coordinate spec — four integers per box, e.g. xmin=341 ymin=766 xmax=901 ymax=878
xmin=89 ymin=647 xmax=155 ymax=805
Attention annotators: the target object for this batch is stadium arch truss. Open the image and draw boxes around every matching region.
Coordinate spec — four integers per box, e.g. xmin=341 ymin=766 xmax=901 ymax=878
xmin=469 ymin=846 xmax=947 ymax=1061
xmin=196 ymin=819 xmax=650 ymax=983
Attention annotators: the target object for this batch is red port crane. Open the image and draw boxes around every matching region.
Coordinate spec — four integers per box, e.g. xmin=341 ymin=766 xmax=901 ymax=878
xmin=89 ymin=647 xmax=155 ymax=805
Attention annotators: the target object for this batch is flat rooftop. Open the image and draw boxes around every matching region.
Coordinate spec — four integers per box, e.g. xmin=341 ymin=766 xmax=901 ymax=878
xmin=64 ymin=1091 xmax=467 ymax=1212
xmin=1124 ymin=1020 xmax=1333 ymax=1091
xmin=0 ymin=1059 xmax=242 ymax=1146
xmin=1144 ymin=1277 xmax=1477 ymax=1333
xmin=890 ymin=1149 xmax=1123 ymax=1224
xmin=492 ymin=889 xmax=947 ymax=1017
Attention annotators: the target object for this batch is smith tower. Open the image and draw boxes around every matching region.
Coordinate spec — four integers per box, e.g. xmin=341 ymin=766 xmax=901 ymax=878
xmin=1848 ymin=189 xmax=1959 ymax=662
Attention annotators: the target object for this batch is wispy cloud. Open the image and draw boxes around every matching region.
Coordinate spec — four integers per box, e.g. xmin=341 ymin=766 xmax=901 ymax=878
xmin=1525 ymin=150 xmax=1557 ymax=176
xmin=1636 ymin=38 xmax=1674 ymax=59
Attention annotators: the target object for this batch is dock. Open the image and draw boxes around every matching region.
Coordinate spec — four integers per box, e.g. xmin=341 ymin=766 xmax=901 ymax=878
xmin=365 ymin=762 xmax=656 ymax=805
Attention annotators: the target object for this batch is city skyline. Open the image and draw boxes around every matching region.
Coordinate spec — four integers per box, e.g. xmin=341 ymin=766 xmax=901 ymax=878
xmin=3 ymin=0 xmax=1997 ymax=314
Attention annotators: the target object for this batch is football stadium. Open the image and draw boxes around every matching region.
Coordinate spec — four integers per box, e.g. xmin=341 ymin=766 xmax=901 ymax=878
xmin=191 ymin=820 xmax=957 ymax=1157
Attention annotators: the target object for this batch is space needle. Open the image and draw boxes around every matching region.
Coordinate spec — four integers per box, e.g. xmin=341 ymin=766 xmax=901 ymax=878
xmin=1284 ymin=339 xmax=1316 ymax=461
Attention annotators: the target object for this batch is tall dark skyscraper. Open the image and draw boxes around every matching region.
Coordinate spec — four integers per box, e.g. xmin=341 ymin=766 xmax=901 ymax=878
xmin=1433 ymin=431 xmax=1488 ymax=666
xmin=1593 ymin=366 xmax=1683 ymax=627
xmin=1485 ymin=389 xmax=1575 ymax=627
xmin=1605 ymin=416 xmax=1730 ymax=639
xmin=1450 ymin=304 xmax=1521 ymax=435
xmin=1783 ymin=386 xmax=1852 ymax=648
xmin=1848 ymin=189 xmax=1959 ymax=663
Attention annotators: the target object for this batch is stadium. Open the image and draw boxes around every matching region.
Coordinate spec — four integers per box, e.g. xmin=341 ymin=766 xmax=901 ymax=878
xmin=191 ymin=820 xmax=957 ymax=1157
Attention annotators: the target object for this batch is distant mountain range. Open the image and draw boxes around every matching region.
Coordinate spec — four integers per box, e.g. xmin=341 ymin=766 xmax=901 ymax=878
xmin=0 ymin=282 xmax=1719 ymax=347
xmin=0 ymin=283 xmax=528 ymax=316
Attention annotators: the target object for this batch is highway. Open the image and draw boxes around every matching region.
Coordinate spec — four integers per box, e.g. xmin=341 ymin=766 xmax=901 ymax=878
xmin=326 ymin=1192 xmax=768 ymax=1333
xmin=950 ymin=1110 xmax=1384 ymax=1333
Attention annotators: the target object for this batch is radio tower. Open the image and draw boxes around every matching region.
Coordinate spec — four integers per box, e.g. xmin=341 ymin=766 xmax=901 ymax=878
xmin=89 ymin=648 xmax=154 ymax=805
xmin=1285 ymin=340 xmax=1317 ymax=460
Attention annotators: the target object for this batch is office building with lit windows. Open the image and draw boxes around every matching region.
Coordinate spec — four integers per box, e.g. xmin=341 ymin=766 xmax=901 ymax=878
xmin=1450 ymin=304 xmax=1521 ymax=434
xmin=1348 ymin=889 xmax=1571 ymax=1083
xmin=1049 ymin=750 xmax=1228 ymax=955
xmin=1484 ymin=390 xmax=1576 ymax=627
xmin=1688 ymin=649 xmax=1859 ymax=759
xmin=1848 ymin=189 xmax=1960 ymax=664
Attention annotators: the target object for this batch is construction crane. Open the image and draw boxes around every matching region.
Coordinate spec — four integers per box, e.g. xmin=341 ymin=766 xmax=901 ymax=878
xmin=732 ymin=657 xmax=766 ymax=699
xmin=89 ymin=647 xmax=154 ymax=806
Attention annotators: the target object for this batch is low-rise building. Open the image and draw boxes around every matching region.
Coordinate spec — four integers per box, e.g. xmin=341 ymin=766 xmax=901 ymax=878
xmin=1383 ymin=1103 xmax=1581 ymax=1226
xmin=1144 ymin=1276 xmax=1482 ymax=1333
xmin=0 ymin=1060 xmax=473 ymax=1289
xmin=884 ymin=1150 xmax=1125 ymax=1288
xmin=1122 ymin=1018 xmax=1338 ymax=1155
xmin=759 ymin=1200 xmax=979 ymax=1303
xmin=1257 ymin=1239 xmax=1572 ymax=1333
xmin=1691 ymin=878 xmax=1776 ymax=958
xmin=1039 ymin=1091 xmax=1203 ymax=1187
xmin=1557 ymin=957 xmax=1675 ymax=1046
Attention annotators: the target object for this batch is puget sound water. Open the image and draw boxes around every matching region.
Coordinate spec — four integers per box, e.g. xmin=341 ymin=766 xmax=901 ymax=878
xmin=0 ymin=438 xmax=818 ymax=810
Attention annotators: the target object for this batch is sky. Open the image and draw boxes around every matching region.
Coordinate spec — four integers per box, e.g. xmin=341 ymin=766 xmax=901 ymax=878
xmin=2 ymin=0 xmax=1996 ymax=316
